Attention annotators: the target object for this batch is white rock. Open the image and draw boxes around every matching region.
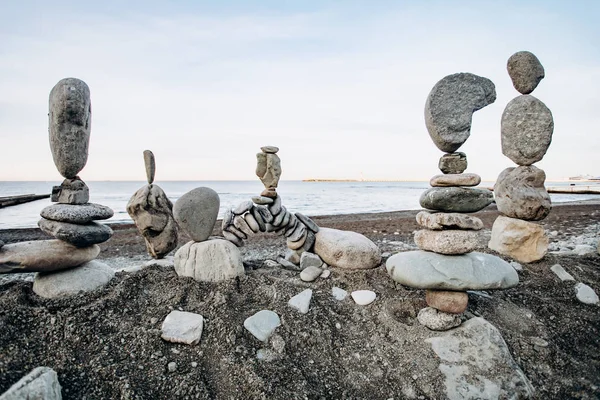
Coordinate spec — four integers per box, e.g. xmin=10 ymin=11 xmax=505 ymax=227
xmin=351 ymin=290 xmax=376 ymax=305
xmin=174 ymin=239 xmax=244 ymax=282
xmin=320 ymin=269 xmax=331 ymax=279
xmin=244 ymin=310 xmax=281 ymax=342
xmin=300 ymin=266 xmax=322 ymax=282
xmin=550 ymin=264 xmax=574 ymax=282
xmin=32 ymin=260 xmax=115 ymax=299
xmin=0 ymin=366 xmax=61 ymax=400
xmin=161 ymin=311 xmax=204 ymax=345
xmin=510 ymin=261 xmax=523 ymax=271
xmin=332 ymin=287 xmax=348 ymax=301
xmin=575 ymin=283 xmax=599 ymax=305
xmin=144 ymin=256 xmax=175 ymax=268
xmin=573 ymin=244 xmax=596 ymax=256
xmin=167 ymin=362 xmax=177 ymax=372
xmin=314 ymin=227 xmax=381 ymax=269
xmin=288 ymin=289 xmax=313 ymax=314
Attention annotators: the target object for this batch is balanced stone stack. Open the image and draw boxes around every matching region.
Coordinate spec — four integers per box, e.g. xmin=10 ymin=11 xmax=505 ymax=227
xmin=488 ymin=51 xmax=553 ymax=263
xmin=386 ymin=73 xmax=519 ymax=330
xmin=173 ymin=187 xmax=244 ymax=282
xmin=127 ymin=150 xmax=178 ymax=259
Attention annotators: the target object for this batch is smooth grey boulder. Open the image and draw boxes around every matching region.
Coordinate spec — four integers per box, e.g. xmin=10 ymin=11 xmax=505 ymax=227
xmin=49 ymin=78 xmax=91 ymax=179
xmin=507 ymin=51 xmax=545 ymax=94
xmin=430 ymin=172 xmax=480 ymax=187
xmin=173 ymin=187 xmax=220 ymax=242
xmin=33 ymin=260 xmax=115 ymax=299
xmin=288 ymin=289 xmax=313 ymax=314
xmin=38 ymin=218 xmax=113 ymax=247
xmin=244 ymin=310 xmax=281 ymax=342
xmin=494 ymin=166 xmax=551 ymax=221
xmin=501 ymin=95 xmax=554 ymax=165
xmin=416 ymin=211 xmax=483 ymax=231
xmin=0 ymin=240 xmax=100 ymax=273
xmin=425 ymin=73 xmax=496 ymax=153
xmin=174 ymin=239 xmax=244 ymax=282
xmin=51 ymin=177 xmax=89 ymax=204
xmin=143 ymin=150 xmax=156 ymax=184
xmin=0 ymin=366 xmax=62 ymax=400
xmin=386 ymin=251 xmax=519 ymax=290
xmin=314 ymin=227 xmax=381 ymax=269
xmin=420 ymin=187 xmax=493 ymax=213
xmin=438 ymin=152 xmax=467 ymax=174
xmin=41 ymin=203 xmax=113 ymax=224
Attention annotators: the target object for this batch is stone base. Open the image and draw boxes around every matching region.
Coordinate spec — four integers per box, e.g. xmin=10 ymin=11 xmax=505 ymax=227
xmin=0 ymin=240 xmax=100 ymax=273
xmin=33 ymin=260 xmax=115 ymax=299
xmin=417 ymin=307 xmax=462 ymax=331
xmin=488 ymin=215 xmax=548 ymax=263
xmin=426 ymin=290 xmax=468 ymax=314
xmin=174 ymin=239 xmax=244 ymax=282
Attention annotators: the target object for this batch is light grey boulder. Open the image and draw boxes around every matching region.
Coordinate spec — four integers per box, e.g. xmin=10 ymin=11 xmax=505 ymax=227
xmin=430 ymin=173 xmax=480 ymax=187
xmin=550 ymin=264 xmax=574 ymax=282
xmin=494 ymin=166 xmax=551 ymax=221
xmin=501 ymin=95 xmax=554 ymax=165
xmin=49 ymin=78 xmax=91 ymax=179
xmin=425 ymin=73 xmax=496 ymax=153
xmin=161 ymin=311 xmax=204 ymax=345
xmin=0 ymin=240 xmax=99 ymax=273
xmin=0 ymin=366 xmax=62 ymax=400
xmin=288 ymin=289 xmax=313 ymax=314
xmin=33 ymin=260 xmax=115 ymax=299
xmin=575 ymin=283 xmax=599 ymax=305
xmin=41 ymin=203 xmax=113 ymax=224
xmin=173 ymin=187 xmax=220 ymax=242
xmin=38 ymin=219 xmax=113 ymax=247
xmin=174 ymin=239 xmax=244 ymax=282
xmin=314 ymin=227 xmax=381 ymax=269
xmin=300 ymin=252 xmax=323 ymax=269
xmin=417 ymin=307 xmax=461 ymax=331
xmin=300 ymin=266 xmax=322 ymax=282
xmin=414 ymin=229 xmax=481 ymax=255
xmin=51 ymin=177 xmax=89 ymax=204
xmin=438 ymin=152 xmax=467 ymax=174
xmin=386 ymin=251 xmax=519 ymax=290
xmin=507 ymin=51 xmax=545 ymax=94
xmin=420 ymin=187 xmax=493 ymax=213
xmin=416 ymin=211 xmax=483 ymax=231
xmin=143 ymin=150 xmax=156 ymax=184
xmin=488 ymin=216 xmax=548 ymax=263
xmin=244 ymin=310 xmax=281 ymax=342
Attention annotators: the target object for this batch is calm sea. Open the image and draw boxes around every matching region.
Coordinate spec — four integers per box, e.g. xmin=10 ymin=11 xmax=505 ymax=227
xmin=1 ymin=180 xmax=599 ymax=229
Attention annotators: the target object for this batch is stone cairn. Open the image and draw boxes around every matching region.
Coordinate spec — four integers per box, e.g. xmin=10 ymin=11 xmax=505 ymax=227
xmin=0 ymin=78 xmax=115 ymax=298
xmin=488 ymin=51 xmax=553 ymax=263
xmin=386 ymin=73 xmax=519 ymax=331
xmin=127 ymin=150 xmax=178 ymax=259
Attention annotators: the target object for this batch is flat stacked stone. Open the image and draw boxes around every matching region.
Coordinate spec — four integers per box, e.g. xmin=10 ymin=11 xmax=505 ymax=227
xmin=489 ymin=51 xmax=553 ymax=263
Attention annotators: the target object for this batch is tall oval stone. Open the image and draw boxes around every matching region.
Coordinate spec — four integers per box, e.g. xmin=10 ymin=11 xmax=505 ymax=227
xmin=507 ymin=51 xmax=545 ymax=94
xmin=501 ymin=95 xmax=553 ymax=165
xmin=425 ymin=73 xmax=496 ymax=153
xmin=494 ymin=166 xmax=551 ymax=221
xmin=49 ymin=78 xmax=91 ymax=178
xmin=173 ymin=187 xmax=220 ymax=242
xmin=143 ymin=150 xmax=156 ymax=184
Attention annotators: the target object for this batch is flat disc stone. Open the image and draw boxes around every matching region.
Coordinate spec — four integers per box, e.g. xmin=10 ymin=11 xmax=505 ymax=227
xmin=33 ymin=260 xmax=115 ymax=299
xmin=420 ymin=187 xmax=493 ymax=213
xmin=40 ymin=203 xmax=114 ymax=224
xmin=38 ymin=219 xmax=113 ymax=247
xmin=507 ymin=51 xmax=545 ymax=94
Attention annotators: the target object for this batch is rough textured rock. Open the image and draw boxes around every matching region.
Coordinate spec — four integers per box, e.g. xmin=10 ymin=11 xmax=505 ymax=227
xmin=426 ymin=317 xmax=535 ymax=399
xmin=488 ymin=216 xmax=548 ymax=263
xmin=173 ymin=187 xmax=220 ymax=242
xmin=38 ymin=219 xmax=113 ymax=247
xmin=507 ymin=51 xmax=545 ymax=94
xmin=425 ymin=73 xmax=496 ymax=153
xmin=243 ymin=310 xmax=281 ymax=342
xmin=0 ymin=366 xmax=62 ymax=400
xmin=288 ymin=289 xmax=313 ymax=314
xmin=256 ymin=151 xmax=282 ymax=189
xmin=314 ymin=227 xmax=381 ymax=270
xmin=127 ymin=184 xmax=178 ymax=259
xmin=143 ymin=150 xmax=156 ymax=184
xmin=494 ymin=166 xmax=551 ymax=221
xmin=501 ymin=95 xmax=554 ymax=166
xmin=430 ymin=173 xmax=480 ymax=187
xmin=32 ymin=260 xmax=115 ymax=299
xmin=41 ymin=203 xmax=113 ymax=224
xmin=417 ymin=307 xmax=462 ymax=331
xmin=174 ymin=239 xmax=244 ymax=282
xmin=300 ymin=252 xmax=323 ymax=269
xmin=161 ymin=311 xmax=204 ymax=345
xmin=49 ymin=78 xmax=91 ymax=179
xmin=0 ymin=240 xmax=99 ymax=273
xmin=386 ymin=251 xmax=519 ymax=290
xmin=426 ymin=290 xmax=468 ymax=314
xmin=416 ymin=211 xmax=483 ymax=231
xmin=51 ymin=177 xmax=89 ymax=204
xmin=420 ymin=187 xmax=493 ymax=213
xmin=414 ymin=229 xmax=481 ymax=255
xmin=438 ymin=152 xmax=467 ymax=174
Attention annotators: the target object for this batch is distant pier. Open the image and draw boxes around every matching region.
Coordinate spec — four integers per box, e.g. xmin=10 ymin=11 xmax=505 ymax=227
xmin=0 ymin=194 xmax=50 ymax=208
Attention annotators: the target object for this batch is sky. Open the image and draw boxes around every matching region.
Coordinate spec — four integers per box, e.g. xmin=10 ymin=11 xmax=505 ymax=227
xmin=0 ymin=0 xmax=598 ymax=182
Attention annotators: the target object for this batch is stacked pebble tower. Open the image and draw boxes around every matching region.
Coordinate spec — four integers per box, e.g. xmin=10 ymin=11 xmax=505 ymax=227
xmin=488 ymin=51 xmax=553 ymax=263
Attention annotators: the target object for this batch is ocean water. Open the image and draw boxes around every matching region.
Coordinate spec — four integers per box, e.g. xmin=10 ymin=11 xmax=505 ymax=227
xmin=1 ymin=180 xmax=599 ymax=229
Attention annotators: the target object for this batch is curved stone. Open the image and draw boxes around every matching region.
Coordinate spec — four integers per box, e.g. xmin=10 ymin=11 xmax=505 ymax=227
xmin=251 ymin=196 xmax=273 ymax=205
xmin=414 ymin=229 xmax=481 ymax=255
xmin=386 ymin=251 xmax=519 ymax=290
xmin=430 ymin=173 xmax=481 ymax=187
xmin=143 ymin=150 xmax=156 ymax=184
xmin=425 ymin=73 xmax=496 ymax=153
xmin=261 ymin=146 xmax=279 ymax=154
xmin=494 ymin=166 xmax=551 ymax=221
xmin=272 ymin=206 xmax=287 ymax=227
xmin=41 ymin=203 xmax=113 ymax=224
xmin=0 ymin=240 xmax=100 ymax=273
xmin=174 ymin=239 xmax=244 ymax=282
xmin=420 ymin=187 xmax=493 ymax=213
xmin=173 ymin=187 xmax=220 ymax=242
xmin=507 ymin=51 xmax=545 ymax=94
xmin=295 ymin=212 xmax=319 ymax=233
xmin=416 ymin=211 xmax=483 ymax=231
xmin=269 ymin=195 xmax=282 ymax=216
xmin=488 ymin=216 xmax=548 ymax=263
xmin=501 ymin=95 xmax=553 ymax=165
xmin=233 ymin=215 xmax=254 ymax=237
xmin=32 ymin=260 xmax=114 ymax=298
xmin=38 ymin=219 xmax=113 ymax=247
xmin=438 ymin=152 xmax=467 ymax=175
xmin=244 ymin=213 xmax=260 ymax=233
xmin=314 ymin=227 xmax=381 ymax=270
xmin=49 ymin=78 xmax=92 ymax=178
xmin=221 ymin=209 xmax=234 ymax=231
xmin=233 ymin=200 xmax=253 ymax=216
xmin=287 ymin=229 xmax=307 ymax=250
xmin=222 ymin=231 xmax=243 ymax=247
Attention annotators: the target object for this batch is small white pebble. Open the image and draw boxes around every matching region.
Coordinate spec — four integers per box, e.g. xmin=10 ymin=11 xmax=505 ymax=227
xmin=351 ymin=290 xmax=377 ymax=306
xmin=335 ymin=322 xmax=341 ymax=329
xmin=191 ymin=362 xmax=198 ymax=368
xmin=167 ymin=362 xmax=177 ymax=372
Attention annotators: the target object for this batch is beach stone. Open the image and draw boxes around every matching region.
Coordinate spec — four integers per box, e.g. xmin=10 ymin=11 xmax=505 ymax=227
xmin=127 ymin=184 xmax=178 ymax=259
xmin=277 ymin=257 xmax=301 ymax=271
xmin=226 ymin=225 xmax=246 ymax=240
xmin=51 ymin=177 xmax=89 ymax=204
xmin=510 ymin=261 xmax=523 ymax=272
xmin=233 ymin=200 xmax=253 ymax=216
xmin=272 ymin=206 xmax=287 ymax=227
xmin=550 ymin=264 xmax=574 ymax=282
xmin=302 ymin=230 xmax=316 ymax=252
xmin=49 ymin=78 xmax=92 ymax=178
xmin=320 ymin=269 xmax=331 ymax=279
xmin=254 ymin=205 xmax=273 ymax=224
xmin=251 ymin=196 xmax=273 ymax=205
xmin=295 ymin=212 xmax=319 ymax=233
xmin=430 ymin=173 xmax=480 ymax=187
xmin=261 ymin=146 xmax=279 ymax=154
xmin=426 ymin=317 xmax=535 ymax=399
xmin=575 ymin=283 xmax=599 ymax=305
xmin=351 ymin=290 xmax=376 ymax=306
xmin=143 ymin=150 xmax=156 ymax=184
xmin=426 ymin=290 xmax=468 ymax=314
xmin=222 ymin=231 xmax=243 ymax=247
xmin=501 ymin=95 xmax=554 ymax=165
xmin=300 ymin=252 xmax=323 ymax=269
xmin=314 ymin=227 xmax=381 ymax=270
xmin=38 ymin=219 xmax=113 ymax=247
xmin=284 ymin=248 xmax=302 ymax=265
xmin=300 ymin=266 xmax=322 ymax=282
xmin=332 ymin=287 xmax=348 ymax=301
xmin=233 ymin=215 xmax=254 ymax=237
xmin=414 ymin=229 xmax=481 ymax=255
xmin=488 ymin=216 xmax=548 ymax=263
xmin=287 ymin=222 xmax=307 ymax=242
xmin=495 ymin=166 xmax=551 ymax=221
xmin=256 ymin=152 xmax=282 ymax=189
xmin=425 ymin=73 xmax=496 ymax=153
xmin=0 ymin=240 xmax=3 ymax=250
xmin=244 ymin=213 xmax=260 ymax=233
xmin=161 ymin=311 xmax=204 ymax=345
xmin=41 ymin=203 xmax=113 ymax=223
xmin=420 ymin=187 xmax=493 ymax=213
xmin=33 ymin=260 xmax=115 ymax=299
xmin=269 ymin=195 xmax=282 ymax=216
xmin=417 ymin=307 xmax=461 ymax=331
xmin=386 ymin=251 xmax=519 ymax=290
xmin=173 ymin=187 xmax=220 ymax=242
xmin=416 ymin=211 xmax=483 ymax=231
xmin=0 ymin=366 xmax=62 ymax=400
xmin=287 ymin=230 xmax=307 ymax=250
xmin=244 ymin=310 xmax=281 ymax=342
xmin=261 ymin=188 xmax=278 ymax=198
xmin=0 ymin=240 xmax=99 ymax=273
xmin=174 ymin=239 xmax=244 ymax=282
xmin=221 ymin=209 xmax=234 ymax=230
xmin=574 ymin=244 xmax=596 ymax=256
xmin=438 ymin=152 xmax=467 ymax=174
xmin=249 ymin=207 xmax=267 ymax=232
xmin=507 ymin=51 xmax=545 ymax=94
xmin=288 ymin=289 xmax=313 ymax=314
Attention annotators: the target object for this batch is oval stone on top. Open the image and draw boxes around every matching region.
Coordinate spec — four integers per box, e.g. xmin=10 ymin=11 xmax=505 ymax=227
xmin=173 ymin=187 xmax=220 ymax=242
xmin=507 ymin=51 xmax=545 ymax=95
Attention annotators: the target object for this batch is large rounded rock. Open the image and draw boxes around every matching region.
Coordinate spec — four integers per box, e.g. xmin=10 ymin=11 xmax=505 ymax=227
xmin=173 ymin=187 xmax=220 ymax=242
xmin=425 ymin=73 xmax=496 ymax=153
xmin=38 ymin=218 xmax=113 ymax=247
xmin=0 ymin=366 xmax=62 ymax=400
xmin=416 ymin=211 xmax=483 ymax=231
xmin=488 ymin=216 xmax=548 ymax=263
xmin=501 ymin=95 xmax=553 ymax=165
xmin=494 ymin=166 xmax=551 ymax=221
xmin=175 ymin=239 xmax=244 ymax=282
xmin=386 ymin=251 xmax=519 ymax=290
xmin=420 ymin=187 xmax=493 ymax=213
xmin=41 ymin=203 xmax=113 ymax=224
xmin=33 ymin=260 xmax=115 ymax=298
xmin=49 ymin=78 xmax=92 ymax=178
xmin=507 ymin=51 xmax=545 ymax=94
xmin=414 ymin=229 xmax=481 ymax=255
xmin=0 ymin=240 xmax=100 ymax=273
xmin=314 ymin=227 xmax=381 ymax=269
